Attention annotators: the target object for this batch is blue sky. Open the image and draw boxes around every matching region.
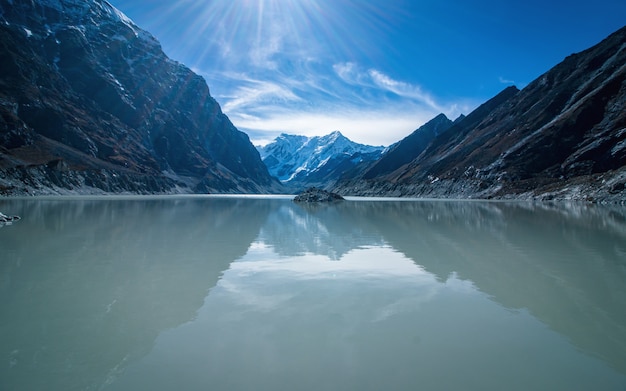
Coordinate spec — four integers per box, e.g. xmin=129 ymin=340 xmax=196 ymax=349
xmin=109 ymin=0 xmax=626 ymax=146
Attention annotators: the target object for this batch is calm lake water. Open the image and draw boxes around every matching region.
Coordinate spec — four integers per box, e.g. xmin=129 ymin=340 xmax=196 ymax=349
xmin=1 ymin=195 xmax=626 ymax=391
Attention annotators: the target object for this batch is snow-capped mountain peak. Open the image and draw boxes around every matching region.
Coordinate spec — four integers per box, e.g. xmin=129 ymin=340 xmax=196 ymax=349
xmin=257 ymin=131 xmax=384 ymax=188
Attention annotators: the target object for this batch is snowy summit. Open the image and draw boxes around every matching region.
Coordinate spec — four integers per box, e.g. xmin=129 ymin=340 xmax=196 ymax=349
xmin=257 ymin=131 xmax=384 ymax=190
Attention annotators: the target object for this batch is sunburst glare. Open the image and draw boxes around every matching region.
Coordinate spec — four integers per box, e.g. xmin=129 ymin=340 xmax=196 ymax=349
xmin=110 ymin=0 xmax=626 ymax=145
xmin=140 ymin=0 xmax=403 ymax=74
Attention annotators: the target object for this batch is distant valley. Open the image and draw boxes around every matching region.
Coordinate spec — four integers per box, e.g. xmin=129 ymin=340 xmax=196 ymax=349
xmin=0 ymin=0 xmax=624 ymax=201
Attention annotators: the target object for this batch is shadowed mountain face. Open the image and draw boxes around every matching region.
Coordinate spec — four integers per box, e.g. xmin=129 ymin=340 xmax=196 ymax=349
xmin=334 ymin=26 xmax=626 ymax=201
xmin=360 ymin=113 xmax=455 ymax=180
xmin=0 ymin=0 xmax=282 ymax=195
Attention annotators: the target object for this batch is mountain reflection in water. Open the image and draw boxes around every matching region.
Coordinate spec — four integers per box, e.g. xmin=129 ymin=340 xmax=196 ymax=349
xmin=0 ymin=196 xmax=625 ymax=391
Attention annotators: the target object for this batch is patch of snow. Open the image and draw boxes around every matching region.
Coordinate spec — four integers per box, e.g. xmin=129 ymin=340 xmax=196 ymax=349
xmin=258 ymin=131 xmax=384 ymax=183
xmin=101 ymin=1 xmax=134 ymax=26
xmin=63 ymin=24 xmax=87 ymax=37
xmin=317 ymin=156 xmax=331 ymax=168
xmin=287 ymin=167 xmax=307 ymax=182
xmin=428 ymin=175 xmax=440 ymax=184
xmin=23 ymin=27 xmax=32 ymax=37
xmin=611 ymin=139 xmax=626 ymax=156
xmin=106 ymin=72 xmax=124 ymax=90
xmin=101 ymin=1 xmax=159 ymax=44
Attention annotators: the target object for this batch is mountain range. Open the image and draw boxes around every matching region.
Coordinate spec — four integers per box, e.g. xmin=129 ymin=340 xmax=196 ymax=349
xmin=331 ymin=26 xmax=626 ymax=202
xmin=0 ymin=0 xmax=282 ymax=195
xmin=256 ymin=131 xmax=384 ymax=191
xmin=0 ymin=0 xmax=624 ymax=201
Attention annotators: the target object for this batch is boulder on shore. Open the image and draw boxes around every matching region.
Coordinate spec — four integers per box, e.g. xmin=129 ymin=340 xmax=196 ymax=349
xmin=293 ymin=188 xmax=345 ymax=203
xmin=0 ymin=212 xmax=20 ymax=223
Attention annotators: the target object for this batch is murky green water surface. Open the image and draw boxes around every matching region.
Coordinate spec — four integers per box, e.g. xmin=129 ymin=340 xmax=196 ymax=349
xmin=1 ymin=196 xmax=625 ymax=390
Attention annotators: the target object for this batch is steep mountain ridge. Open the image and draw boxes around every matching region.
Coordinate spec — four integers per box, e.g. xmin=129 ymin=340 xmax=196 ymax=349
xmin=0 ymin=0 xmax=281 ymax=194
xmin=334 ymin=26 xmax=626 ymax=202
xmin=257 ymin=131 xmax=384 ymax=190
xmin=361 ymin=113 xmax=454 ymax=179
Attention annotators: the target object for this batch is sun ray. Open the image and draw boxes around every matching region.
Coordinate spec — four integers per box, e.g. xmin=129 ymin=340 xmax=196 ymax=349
xmin=115 ymin=0 xmax=474 ymax=146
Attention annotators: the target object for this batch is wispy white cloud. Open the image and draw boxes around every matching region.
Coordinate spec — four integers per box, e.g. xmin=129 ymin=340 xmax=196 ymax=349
xmin=498 ymin=76 xmax=515 ymax=84
xmin=332 ymin=62 xmax=370 ymax=86
xmin=249 ymin=22 xmax=285 ymax=70
xmin=200 ymin=62 xmax=478 ymax=147
xmin=332 ymin=62 xmax=454 ymax=113
xmin=229 ymin=106 xmax=441 ymax=147
xmin=221 ymin=78 xmax=302 ymax=113
xmin=368 ymin=69 xmax=443 ymax=112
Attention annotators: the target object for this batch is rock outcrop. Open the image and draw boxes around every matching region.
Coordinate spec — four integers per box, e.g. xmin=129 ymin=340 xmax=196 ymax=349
xmin=0 ymin=211 xmax=20 ymax=224
xmin=293 ymin=187 xmax=345 ymax=203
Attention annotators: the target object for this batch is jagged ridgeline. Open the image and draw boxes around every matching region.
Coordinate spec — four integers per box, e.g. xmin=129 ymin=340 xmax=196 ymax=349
xmin=332 ymin=26 xmax=626 ymax=202
xmin=256 ymin=131 xmax=384 ymax=192
xmin=0 ymin=0 xmax=282 ymax=195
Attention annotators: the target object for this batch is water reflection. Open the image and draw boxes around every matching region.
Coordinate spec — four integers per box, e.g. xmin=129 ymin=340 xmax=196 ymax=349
xmin=281 ymin=200 xmax=626 ymax=376
xmin=260 ymin=202 xmax=386 ymax=259
xmin=351 ymin=201 xmax=626 ymax=375
xmin=1 ymin=197 xmax=625 ymax=390
xmin=109 ymin=199 xmax=626 ymax=391
xmin=0 ymin=196 xmax=273 ymax=391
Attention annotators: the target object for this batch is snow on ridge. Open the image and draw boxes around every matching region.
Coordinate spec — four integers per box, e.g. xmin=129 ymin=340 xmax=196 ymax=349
xmin=101 ymin=0 xmax=134 ymax=26
xmin=32 ymin=0 xmax=158 ymax=44
xmin=100 ymin=0 xmax=159 ymax=43
xmin=258 ymin=131 xmax=384 ymax=183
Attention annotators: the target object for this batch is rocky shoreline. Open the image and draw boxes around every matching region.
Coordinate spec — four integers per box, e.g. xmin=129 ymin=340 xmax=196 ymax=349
xmin=0 ymin=211 xmax=20 ymax=224
xmin=0 ymin=164 xmax=285 ymax=196
xmin=332 ymin=169 xmax=626 ymax=204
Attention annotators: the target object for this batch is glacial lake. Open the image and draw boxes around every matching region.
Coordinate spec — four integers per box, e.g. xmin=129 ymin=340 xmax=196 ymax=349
xmin=1 ymin=195 xmax=626 ymax=391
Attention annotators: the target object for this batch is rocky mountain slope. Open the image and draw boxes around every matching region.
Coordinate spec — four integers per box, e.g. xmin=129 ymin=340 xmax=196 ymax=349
xmin=333 ymin=26 xmax=626 ymax=202
xmin=257 ymin=131 xmax=383 ymax=191
xmin=0 ymin=0 xmax=282 ymax=195
xmin=359 ymin=113 xmax=459 ymax=180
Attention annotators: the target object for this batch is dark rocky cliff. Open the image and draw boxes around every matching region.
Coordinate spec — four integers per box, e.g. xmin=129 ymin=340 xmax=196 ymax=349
xmin=0 ymin=0 xmax=282 ymax=195
xmin=361 ymin=113 xmax=455 ymax=180
xmin=334 ymin=26 xmax=626 ymax=202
